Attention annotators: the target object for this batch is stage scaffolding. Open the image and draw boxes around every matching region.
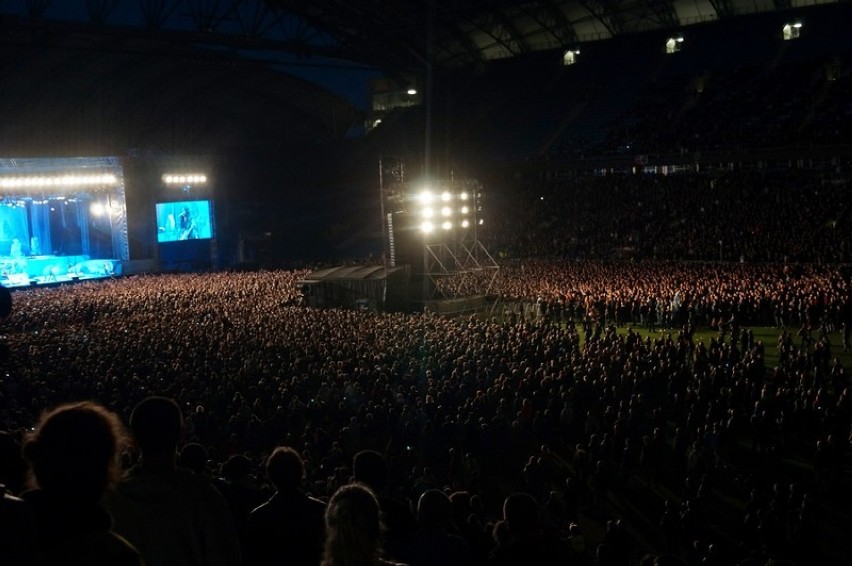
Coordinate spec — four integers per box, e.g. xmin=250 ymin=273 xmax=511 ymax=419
xmin=380 ymin=158 xmax=498 ymax=309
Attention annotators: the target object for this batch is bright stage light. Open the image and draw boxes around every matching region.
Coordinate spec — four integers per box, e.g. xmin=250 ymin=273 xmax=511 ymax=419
xmin=421 ymin=207 xmax=434 ymax=218
xmin=479 ymin=219 xmax=484 ymax=225
xmin=0 ymin=173 xmax=117 ymax=189
xmin=420 ymin=221 xmax=434 ymax=234
xmin=459 ymin=192 xmax=469 ymax=201
xmin=90 ymin=202 xmax=105 ymax=216
xmin=442 ymin=221 xmax=452 ymax=231
xmin=441 ymin=191 xmax=451 ymax=202
xmin=162 ymin=173 xmax=208 ymax=185
xmin=441 ymin=206 xmax=452 ymax=217
xmin=461 ymin=219 xmax=470 ymax=228
xmin=418 ymin=190 xmax=434 ymax=204
xmin=460 ymin=205 xmax=469 ymax=215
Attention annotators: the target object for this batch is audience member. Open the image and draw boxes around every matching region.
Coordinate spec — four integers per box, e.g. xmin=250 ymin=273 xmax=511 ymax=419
xmin=403 ymin=488 xmax=471 ymax=566
xmin=322 ymin=483 xmax=407 ymax=566
xmin=104 ymin=396 xmax=242 ymax=566
xmin=22 ymin=401 xmax=141 ymax=565
xmin=488 ymin=492 xmax=571 ymax=566
xmin=244 ymin=446 xmax=326 ymax=566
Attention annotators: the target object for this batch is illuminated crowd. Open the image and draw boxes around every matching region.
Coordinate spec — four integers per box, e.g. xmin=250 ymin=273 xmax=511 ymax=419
xmin=0 ymin=264 xmax=849 ymax=565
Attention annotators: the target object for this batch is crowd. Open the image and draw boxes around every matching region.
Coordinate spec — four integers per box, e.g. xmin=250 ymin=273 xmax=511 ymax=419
xmin=602 ymin=56 xmax=852 ymax=156
xmin=483 ymin=169 xmax=852 ymax=263
xmin=0 ymin=264 xmax=849 ymax=565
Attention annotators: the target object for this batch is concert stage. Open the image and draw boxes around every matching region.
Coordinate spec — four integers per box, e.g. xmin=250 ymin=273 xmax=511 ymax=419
xmin=0 ymin=157 xmax=130 ymax=289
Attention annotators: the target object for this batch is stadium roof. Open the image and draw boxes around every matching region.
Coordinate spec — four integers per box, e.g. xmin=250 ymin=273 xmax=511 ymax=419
xmin=1 ymin=1 xmax=845 ymax=74
xmin=270 ymin=0 xmax=845 ymax=69
xmin=0 ymin=0 xmax=845 ymax=154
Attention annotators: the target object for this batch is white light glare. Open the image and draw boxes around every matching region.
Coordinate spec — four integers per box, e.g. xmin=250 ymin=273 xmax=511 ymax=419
xmin=90 ymin=202 xmax=106 ymax=216
xmin=421 ymin=207 xmax=434 ymax=218
xmin=441 ymin=191 xmax=452 ymax=202
xmin=459 ymin=192 xmax=469 ymax=201
xmin=461 ymin=219 xmax=470 ymax=228
xmin=407 ymin=88 xmax=417 ymax=95
xmin=460 ymin=206 xmax=470 ymax=215
xmin=442 ymin=221 xmax=452 ymax=231
xmin=441 ymin=206 xmax=452 ymax=217
xmin=0 ymin=174 xmax=117 ymax=188
xmin=418 ymin=190 xmax=434 ymax=204
xmin=162 ymin=173 xmax=207 ymax=185
xmin=478 ymin=219 xmax=484 ymax=225
xmin=793 ymin=22 xmax=802 ymax=28
xmin=420 ymin=221 xmax=434 ymax=234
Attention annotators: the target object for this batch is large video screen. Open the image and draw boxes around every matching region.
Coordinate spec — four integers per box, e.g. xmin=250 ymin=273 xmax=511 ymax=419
xmin=156 ymin=200 xmax=213 ymax=243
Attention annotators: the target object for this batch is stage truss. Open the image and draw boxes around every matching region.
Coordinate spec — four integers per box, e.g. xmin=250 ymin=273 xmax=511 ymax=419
xmin=380 ymin=158 xmax=498 ymax=305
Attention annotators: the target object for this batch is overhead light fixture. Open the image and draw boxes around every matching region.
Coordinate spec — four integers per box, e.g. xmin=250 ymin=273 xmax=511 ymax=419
xmin=163 ymin=173 xmax=207 ymax=185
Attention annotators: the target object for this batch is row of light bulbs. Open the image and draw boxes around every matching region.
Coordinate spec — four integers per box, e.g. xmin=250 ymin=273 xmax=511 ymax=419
xmin=0 ymin=174 xmax=118 ymax=188
xmin=421 ymin=205 xmax=471 ymax=218
xmin=417 ymin=190 xmax=470 ymax=204
xmin=421 ymin=218 xmax=484 ymax=233
xmin=162 ymin=174 xmax=207 ymax=185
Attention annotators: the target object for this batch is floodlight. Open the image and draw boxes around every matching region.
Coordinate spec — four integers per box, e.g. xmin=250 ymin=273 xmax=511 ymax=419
xmin=459 ymin=192 xmax=469 ymax=200
xmin=421 ymin=221 xmax=434 ymax=233
xmin=478 ymin=219 xmax=484 ymax=225
xmin=442 ymin=221 xmax=452 ymax=231
xmin=441 ymin=191 xmax=451 ymax=202
xmin=418 ymin=190 xmax=434 ymax=204
xmin=460 ymin=206 xmax=470 ymax=215
xmin=407 ymin=88 xmax=417 ymax=95
xmin=421 ymin=207 xmax=434 ymax=218
xmin=461 ymin=219 xmax=470 ymax=228
xmin=441 ymin=206 xmax=452 ymax=217
xmin=90 ymin=202 xmax=105 ymax=216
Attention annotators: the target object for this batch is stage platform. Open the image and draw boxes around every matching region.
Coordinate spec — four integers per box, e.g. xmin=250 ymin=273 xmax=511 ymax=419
xmin=1 ymin=255 xmax=121 ymax=288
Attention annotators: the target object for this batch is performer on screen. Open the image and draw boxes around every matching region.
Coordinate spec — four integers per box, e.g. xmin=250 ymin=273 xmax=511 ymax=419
xmin=178 ymin=207 xmax=197 ymax=240
xmin=9 ymin=238 xmax=22 ymax=259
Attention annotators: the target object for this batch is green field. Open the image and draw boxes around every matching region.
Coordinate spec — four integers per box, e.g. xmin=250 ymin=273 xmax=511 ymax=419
xmin=611 ymin=324 xmax=852 ymax=371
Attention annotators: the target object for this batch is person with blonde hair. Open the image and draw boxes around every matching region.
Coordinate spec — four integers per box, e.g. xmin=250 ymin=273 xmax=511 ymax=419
xmin=22 ymin=401 xmax=142 ymax=565
xmin=322 ymin=483 xmax=407 ymax=566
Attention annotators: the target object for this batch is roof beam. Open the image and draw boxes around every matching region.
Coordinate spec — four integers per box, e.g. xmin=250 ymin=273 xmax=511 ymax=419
xmin=707 ymin=0 xmax=736 ymax=19
xmin=526 ymin=0 xmax=580 ymax=46
xmin=640 ymin=0 xmax=679 ymax=29
xmin=577 ymin=0 xmax=624 ymax=37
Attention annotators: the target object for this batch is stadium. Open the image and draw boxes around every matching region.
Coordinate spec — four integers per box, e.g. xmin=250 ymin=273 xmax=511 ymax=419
xmin=0 ymin=1 xmax=850 ymax=565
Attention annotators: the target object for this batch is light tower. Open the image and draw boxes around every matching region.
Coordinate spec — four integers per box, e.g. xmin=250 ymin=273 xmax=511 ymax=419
xmin=380 ymin=158 xmax=498 ymax=312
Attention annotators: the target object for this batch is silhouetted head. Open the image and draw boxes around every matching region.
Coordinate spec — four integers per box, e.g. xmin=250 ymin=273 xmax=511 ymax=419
xmin=502 ymin=492 xmax=539 ymax=537
xmin=417 ymin=489 xmax=452 ymax=531
xmin=322 ymin=483 xmax=383 ymax=566
xmin=24 ymin=401 xmax=127 ymax=501
xmin=352 ymin=449 xmax=387 ymax=492
xmin=266 ymin=446 xmax=304 ymax=492
xmin=130 ymin=396 xmax=183 ymax=457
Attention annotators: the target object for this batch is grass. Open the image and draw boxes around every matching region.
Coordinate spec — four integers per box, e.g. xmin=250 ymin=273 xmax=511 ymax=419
xmin=611 ymin=324 xmax=852 ymax=374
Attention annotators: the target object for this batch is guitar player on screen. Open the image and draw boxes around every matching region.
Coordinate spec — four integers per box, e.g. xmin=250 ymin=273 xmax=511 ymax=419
xmin=178 ymin=206 xmax=198 ymax=240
